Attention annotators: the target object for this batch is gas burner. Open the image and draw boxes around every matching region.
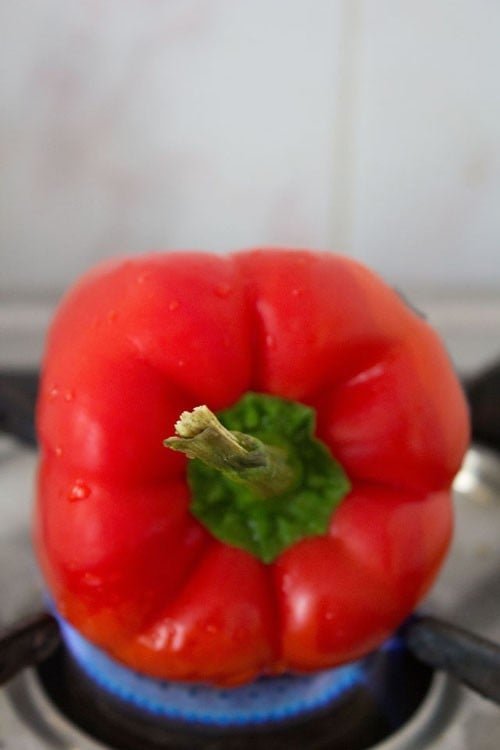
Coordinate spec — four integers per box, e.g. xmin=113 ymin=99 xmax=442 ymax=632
xmin=34 ymin=611 xmax=440 ymax=750
xmin=19 ymin=638 xmax=443 ymax=750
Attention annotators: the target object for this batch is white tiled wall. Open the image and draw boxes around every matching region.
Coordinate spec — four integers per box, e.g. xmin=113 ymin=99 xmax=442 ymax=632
xmin=0 ymin=0 xmax=499 ymax=300
xmin=0 ymin=1 xmax=344 ymax=297
xmin=350 ymin=1 xmax=500 ymax=287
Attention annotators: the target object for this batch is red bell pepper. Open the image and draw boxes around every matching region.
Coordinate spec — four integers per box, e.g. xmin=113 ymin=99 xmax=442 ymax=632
xmin=35 ymin=249 xmax=469 ymax=686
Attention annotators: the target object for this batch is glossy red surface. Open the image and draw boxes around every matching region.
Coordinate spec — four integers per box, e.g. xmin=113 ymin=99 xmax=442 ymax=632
xmin=35 ymin=249 xmax=469 ymax=685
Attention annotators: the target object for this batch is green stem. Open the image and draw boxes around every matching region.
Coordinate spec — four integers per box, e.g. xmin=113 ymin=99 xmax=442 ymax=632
xmin=164 ymin=405 xmax=296 ymax=498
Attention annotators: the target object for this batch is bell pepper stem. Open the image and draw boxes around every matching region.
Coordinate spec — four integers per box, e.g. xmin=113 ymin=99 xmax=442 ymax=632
xmin=164 ymin=405 xmax=296 ymax=498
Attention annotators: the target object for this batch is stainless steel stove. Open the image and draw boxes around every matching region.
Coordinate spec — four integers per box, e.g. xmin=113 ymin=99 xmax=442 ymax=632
xmin=1 ymin=298 xmax=500 ymax=749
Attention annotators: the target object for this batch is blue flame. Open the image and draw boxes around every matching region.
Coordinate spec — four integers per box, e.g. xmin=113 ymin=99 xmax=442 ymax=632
xmin=58 ymin=616 xmax=366 ymax=726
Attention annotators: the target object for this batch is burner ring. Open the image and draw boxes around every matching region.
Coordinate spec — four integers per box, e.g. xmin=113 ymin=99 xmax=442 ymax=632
xmin=22 ymin=616 xmax=452 ymax=750
xmin=6 ymin=657 xmax=457 ymax=750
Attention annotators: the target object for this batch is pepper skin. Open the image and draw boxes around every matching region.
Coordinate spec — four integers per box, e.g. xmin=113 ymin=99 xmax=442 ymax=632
xmin=35 ymin=249 xmax=469 ymax=685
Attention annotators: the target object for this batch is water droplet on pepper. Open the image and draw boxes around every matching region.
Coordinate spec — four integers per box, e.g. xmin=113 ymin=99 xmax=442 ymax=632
xmin=69 ymin=480 xmax=91 ymax=501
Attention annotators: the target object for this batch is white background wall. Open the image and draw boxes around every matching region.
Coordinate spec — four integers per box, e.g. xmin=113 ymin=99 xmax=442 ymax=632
xmin=0 ymin=0 xmax=499 ymax=366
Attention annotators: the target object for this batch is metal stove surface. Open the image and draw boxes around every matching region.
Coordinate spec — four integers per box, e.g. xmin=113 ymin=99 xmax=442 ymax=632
xmin=1 ymin=415 xmax=500 ymax=747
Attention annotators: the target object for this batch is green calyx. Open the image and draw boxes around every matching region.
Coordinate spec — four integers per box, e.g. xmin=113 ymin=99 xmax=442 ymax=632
xmin=164 ymin=392 xmax=350 ymax=564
